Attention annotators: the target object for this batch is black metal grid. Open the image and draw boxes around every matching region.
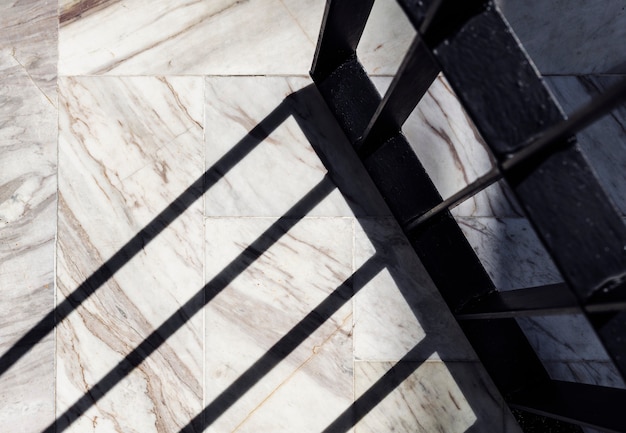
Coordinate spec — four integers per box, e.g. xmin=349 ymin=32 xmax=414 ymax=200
xmin=310 ymin=0 xmax=626 ymax=431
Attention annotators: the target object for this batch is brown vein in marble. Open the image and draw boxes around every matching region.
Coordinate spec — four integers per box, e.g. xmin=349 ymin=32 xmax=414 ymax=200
xmin=158 ymin=77 xmax=202 ymax=129
xmin=58 ymin=197 xmax=202 ymax=430
xmin=95 ymin=1 xmax=246 ymax=74
xmin=60 ymin=0 xmax=121 ymax=25
xmin=231 ymin=313 xmax=353 ymax=432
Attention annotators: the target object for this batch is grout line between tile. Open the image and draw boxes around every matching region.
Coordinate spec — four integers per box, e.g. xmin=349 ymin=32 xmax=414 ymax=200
xmin=201 ymin=73 xmax=207 ymax=430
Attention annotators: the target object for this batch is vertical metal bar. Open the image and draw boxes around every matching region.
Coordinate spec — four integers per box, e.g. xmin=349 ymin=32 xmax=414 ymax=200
xmin=310 ymin=0 xmax=375 ymax=83
xmin=357 ymin=36 xmax=440 ymax=159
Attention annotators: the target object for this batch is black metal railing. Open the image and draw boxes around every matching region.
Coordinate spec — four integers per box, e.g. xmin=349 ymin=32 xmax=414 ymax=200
xmin=310 ymin=0 xmax=626 ymax=431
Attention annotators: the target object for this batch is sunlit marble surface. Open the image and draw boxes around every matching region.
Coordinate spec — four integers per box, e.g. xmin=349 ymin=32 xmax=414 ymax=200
xmin=58 ymin=0 xmax=413 ymax=76
xmin=57 ymin=76 xmax=204 ymax=432
xmin=0 ymin=1 xmax=57 ymax=429
xmin=2 ymin=0 xmax=625 ymax=432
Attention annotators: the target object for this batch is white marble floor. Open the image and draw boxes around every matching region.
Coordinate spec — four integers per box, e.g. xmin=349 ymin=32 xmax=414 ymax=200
xmin=1 ymin=0 xmax=624 ymax=432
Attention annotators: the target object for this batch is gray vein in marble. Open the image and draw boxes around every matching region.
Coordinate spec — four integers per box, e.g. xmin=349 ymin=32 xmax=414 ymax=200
xmin=390 ymin=75 xmax=523 ymax=217
xmin=0 ymin=46 xmax=56 ymax=432
xmin=543 ymin=361 xmax=626 ymax=389
xmin=204 ymin=76 xmax=389 ymax=217
xmin=457 ymin=217 xmax=562 ymax=290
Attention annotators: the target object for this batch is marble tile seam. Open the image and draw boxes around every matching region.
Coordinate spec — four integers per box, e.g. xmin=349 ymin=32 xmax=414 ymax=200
xmin=230 ymin=311 xmax=354 ymax=431
xmin=6 ymin=48 xmax=57 ymax=108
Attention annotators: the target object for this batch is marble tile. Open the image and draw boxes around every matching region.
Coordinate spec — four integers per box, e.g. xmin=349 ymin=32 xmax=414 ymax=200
xmin=0 ymin=0 xmax=58 ymax=104
xmin=0 ymin=48 xmax=56 ymax=432
xmin=543 ymin=361 xmax=626 ymax=388
xmin=58 ymin=0 xmax=319 ymax=75
xmin=57 ymin=76 xmax=204 ymax=432
xmin=204 ymin=76 xmax=389 ymax=217
xmin=357 ymin=0 xmax=415 ymax=76
xmin=204 ymin=217 xmax=353 ymax=432
xmin=456 ymin=217 xmax=562 ymax=290
xmin=496 ymin=0 xmax=626 ymax=74
xmin=372 ymin=75 xmax=523 ymax=218
xmin=517 ymin=315 xmax=614 ymax=362
xmin=58 ymin=0 xmax=419 ymax=76
xmin=545 ymin=75 xmax=626 ymax=216
xmin=354 ymin=217 xmax=477 ymax=362
xmin=354 ymin=360 xmax=511 ymax=432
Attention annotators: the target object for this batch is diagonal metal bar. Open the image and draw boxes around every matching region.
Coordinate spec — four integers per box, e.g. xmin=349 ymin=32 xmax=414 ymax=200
xmin=432 ymin=5 xmax=626 ymax=380
xmin=357 ymin=35 xmax=440 ymax=159
xmin=404 ymin=75 xmax=626 ymax=232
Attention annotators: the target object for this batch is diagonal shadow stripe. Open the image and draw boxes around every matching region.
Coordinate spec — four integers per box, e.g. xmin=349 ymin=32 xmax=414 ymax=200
xmin=46 ymin=175 xmax=336 ymax=433
xmin=321 ymin=340 xmax=432 ymax=433
xmin=178 ymin=254 xmax=386 ymax=433
xmin=0 ymin=96 xmax=294 ymax=378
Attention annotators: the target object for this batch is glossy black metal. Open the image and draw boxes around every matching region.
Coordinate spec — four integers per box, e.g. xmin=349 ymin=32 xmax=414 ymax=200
xmin=457 ymin=282 xmax=626 ymax=320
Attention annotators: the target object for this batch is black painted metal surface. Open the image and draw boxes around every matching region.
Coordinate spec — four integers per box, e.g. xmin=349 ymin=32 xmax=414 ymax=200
xmin=310 ymin=0 xmax=626 ymax=431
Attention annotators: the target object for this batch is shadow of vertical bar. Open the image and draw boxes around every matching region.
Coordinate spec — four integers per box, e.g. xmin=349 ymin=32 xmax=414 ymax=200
xmin=46 ymin=175 xmax=336 ymax=433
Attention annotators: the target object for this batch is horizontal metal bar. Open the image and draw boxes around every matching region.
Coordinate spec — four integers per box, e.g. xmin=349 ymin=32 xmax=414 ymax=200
xmin=501 ymin=76 xmax=626 ymax=172
xmin=455 ymin=283 xmax=580 ymax=320
xmin=403 ymin=168 xmax=499 ymax=232
xmin=509 ymin=380 xmax=626 ymax=433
